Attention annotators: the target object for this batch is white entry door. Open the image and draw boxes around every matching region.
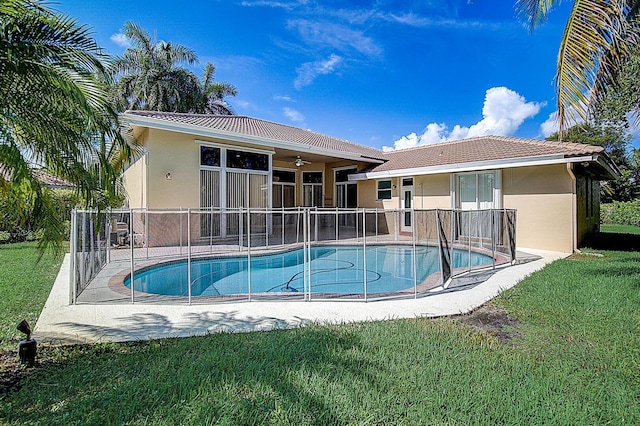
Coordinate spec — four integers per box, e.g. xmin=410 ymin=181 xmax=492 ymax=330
xmin=401 ymin=177 xmax=413 ymax=233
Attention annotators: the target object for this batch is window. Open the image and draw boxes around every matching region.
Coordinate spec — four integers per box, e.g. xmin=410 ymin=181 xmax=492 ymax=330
xmin=302 ymin=172 xmax=323 ymax=207
xmin=335 ymin=168 xmax=357 ymax=183
xmin=335 ymin=167 xmax=357 ymax=209
xmin=200 ymin=146 xmax=220 ymax=167
xmin=273 ymin=169 xmax=296 ymax=208
xmin=226 ymin=149 xmax=269 ymax=171
xmin=456 ymin=172 xmax=496 ymax=210
xmin=273 ymin=170 xmax=296 ymax=184
xmin=199 ymin=142 xmax=272 ymax=238
xmin=377 ymin=180 xmax=392 ymax=200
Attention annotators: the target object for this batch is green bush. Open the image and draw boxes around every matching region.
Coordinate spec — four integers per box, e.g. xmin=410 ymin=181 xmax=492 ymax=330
xmin=601 ymin=200 xmax=640 ymax=225
xmin=0 ymin=188 xmax=79 ymax=243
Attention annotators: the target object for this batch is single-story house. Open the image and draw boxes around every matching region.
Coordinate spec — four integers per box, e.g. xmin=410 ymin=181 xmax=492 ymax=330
xmin=120 ymin=111 xmax=619 ymax=253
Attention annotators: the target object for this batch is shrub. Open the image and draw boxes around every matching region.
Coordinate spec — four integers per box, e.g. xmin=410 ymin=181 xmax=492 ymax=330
xmin=601 ymin=200 xmax=640 ymax=226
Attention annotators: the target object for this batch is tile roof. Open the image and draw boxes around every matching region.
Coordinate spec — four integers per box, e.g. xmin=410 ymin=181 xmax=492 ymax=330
xmin=374 ymin=135 xmax=606 ymax=172
xmin=0 ymin=167 xmax=74 ymax=188
xmin=124 ymin=111 xmax=387 ymax=161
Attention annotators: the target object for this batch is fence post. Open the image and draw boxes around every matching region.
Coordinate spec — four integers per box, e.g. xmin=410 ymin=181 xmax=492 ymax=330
xmin=239 ymin=208 xmax=244 ymax=251
xmin=492 ymin=209 xmax=496 ymax=270
xmin=435 ymin=209 xmax=444 ymax=287
xmin=187 ymin=209 xmax=192 ymax=305
xmin=106 ymin=211 xmax=111 ymax=265
xmin=362 ymin=209 xmax=367 ymax=302
xmin=302 ymin=209 xmax=311 ymax=301
xmin=145 ymin=209 xmax=149 ymax=259
xmin=314 ymin=206 xmax=318 ymax=242
xmin=394 ymin=210 xmax=398 ymax=241
xmin=130 ymin=208 xmax=135 ymax=304
xmin=179 ymin=207 xmax=183 ymax=256
xmin=412 ymin=209 xmax=417 ymax=298
xmin=247 ymin=208 xmax=252 ymax=302
xmin=69 ymin=209 xmax=77 ymax=305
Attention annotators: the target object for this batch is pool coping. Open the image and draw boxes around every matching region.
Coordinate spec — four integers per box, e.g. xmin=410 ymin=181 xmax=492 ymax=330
xmin=33 ymin=247 xmax=567 ymax=345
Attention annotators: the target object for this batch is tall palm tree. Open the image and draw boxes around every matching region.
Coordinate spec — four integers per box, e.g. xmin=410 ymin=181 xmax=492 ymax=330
xmin=191 ymin=62 xmax=237 ymax=115
xmin=516 ymin=0 xmax=640 ymax=136
xmin=0 ymin=0 xmax=130 ymax=249
xmin=111 ymin=21 xmax=200 ymax=112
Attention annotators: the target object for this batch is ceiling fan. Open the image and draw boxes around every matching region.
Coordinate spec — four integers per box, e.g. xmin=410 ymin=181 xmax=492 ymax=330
xmin=293 ymin=156 xmax=311 ymax=167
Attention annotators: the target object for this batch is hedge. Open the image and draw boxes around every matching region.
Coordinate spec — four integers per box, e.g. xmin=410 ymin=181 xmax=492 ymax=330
xmin=601 ymin=200 xmax=640 ymax=226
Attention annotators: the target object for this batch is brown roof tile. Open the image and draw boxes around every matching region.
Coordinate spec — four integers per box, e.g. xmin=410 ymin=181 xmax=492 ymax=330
xmin=125 ymin=111 xmax=387 ymax=161
xmin=374 ymin=135 xmax=605 ymax=172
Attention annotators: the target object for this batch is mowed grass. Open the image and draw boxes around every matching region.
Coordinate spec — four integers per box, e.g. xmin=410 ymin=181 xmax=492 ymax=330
xmin=600 ymin=223 xmax=640 ymax=235
xmin=0 ymin=243 xmax=66 ymax=350
xmin=0 ymin=245 xmax=639 ymax=425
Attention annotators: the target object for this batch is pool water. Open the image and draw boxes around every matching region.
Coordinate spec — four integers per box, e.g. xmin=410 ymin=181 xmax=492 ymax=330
xmin=125 ymin=245 xmax=492 ymax=297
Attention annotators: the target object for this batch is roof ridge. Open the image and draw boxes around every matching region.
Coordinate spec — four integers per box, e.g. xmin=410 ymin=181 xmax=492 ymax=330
xmin=125 ymin=110 xmax=386 ymax=155
xmin=384 ymin=134 xmax=603 ymax=155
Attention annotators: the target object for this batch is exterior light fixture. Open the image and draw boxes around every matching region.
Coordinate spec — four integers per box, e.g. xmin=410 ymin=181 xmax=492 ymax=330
xmin=17 ymin=319 xmax=36 ymax=366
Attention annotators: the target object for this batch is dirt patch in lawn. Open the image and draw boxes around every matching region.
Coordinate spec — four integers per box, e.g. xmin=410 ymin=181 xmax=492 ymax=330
xmin=454 ymin=304 xmax=521 ymax=343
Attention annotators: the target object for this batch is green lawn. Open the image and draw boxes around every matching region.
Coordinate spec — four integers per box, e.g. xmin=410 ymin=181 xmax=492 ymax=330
xmin=1 ymin=244 xmax=639 ymax=425
xmin=601 ymin=223 xmax=640 ymax=235
xmin=0 ymin=243 xmax=66 ymax=350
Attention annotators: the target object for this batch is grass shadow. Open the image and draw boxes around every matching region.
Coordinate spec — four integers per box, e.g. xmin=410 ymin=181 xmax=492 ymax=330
xmin=586 ymin=232 xmax=640 ymax=251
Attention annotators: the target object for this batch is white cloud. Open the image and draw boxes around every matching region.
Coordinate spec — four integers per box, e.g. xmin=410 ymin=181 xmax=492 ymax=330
xmin=274 ymin=95 xmax=295 ymax=102
xmin=110 ymin=33 xmax=131 ymax=48
xmin=540 ymin=111 xmax=559 ymax=137
xmin=283 ymin=107 xmax=305 ymax=124
xmin=288 ymin=19 xmax=382 ymax=58
xmin=384 ymin=87 xmax=545 ymax=151
xmin=294 ymin=54 xmax=342 ymax=89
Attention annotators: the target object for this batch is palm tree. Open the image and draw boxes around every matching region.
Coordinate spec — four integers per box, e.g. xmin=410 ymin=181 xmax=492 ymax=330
xmin=111 ymin=21 xmax=200 ymax=112
xmin=191 ymin=62 xmax=237 ymax=115
xmin=0 ymin=0 xmax=130 ymax=249
xmin=516 ymin=0 xmax=640 ymax=135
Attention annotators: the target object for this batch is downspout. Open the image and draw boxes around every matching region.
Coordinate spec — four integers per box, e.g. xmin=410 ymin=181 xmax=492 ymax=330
xmin=566 ymin=163 xmax=577 ymax=253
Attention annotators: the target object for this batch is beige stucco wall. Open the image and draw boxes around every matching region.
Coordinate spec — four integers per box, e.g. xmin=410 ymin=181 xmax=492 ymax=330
xmin=502 ymin=164 xmax=574 ymax=253
xmin=146 ymin=129 xmax=203 ymax=209
xmin=414 ymin=174 xmax=451 ymax=209
xmin=121 ymin=128 xmax=149 ymax=209
xmin=121 ymin=153 xmax=147 ymax=209
xmin=359 ymin=166 xmax=578 ymax=252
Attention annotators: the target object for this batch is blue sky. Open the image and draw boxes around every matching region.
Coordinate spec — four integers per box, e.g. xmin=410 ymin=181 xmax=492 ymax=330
xmin=55 ymin=0 xmax=596 ymax=151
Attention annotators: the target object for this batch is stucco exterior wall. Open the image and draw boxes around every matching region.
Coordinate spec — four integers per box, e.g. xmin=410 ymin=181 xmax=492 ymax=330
xmin=502 ymin=164 xmax=574 ymax=252
xmin=145 ymin=129 xmax=201 ymax=209
xmin=413 ymin=174 xmax=452 ymax=209
xmin=121 ymin=153 xmax=147 ymax=209
xmin=121 ymin=129 xmax=148 ymax=209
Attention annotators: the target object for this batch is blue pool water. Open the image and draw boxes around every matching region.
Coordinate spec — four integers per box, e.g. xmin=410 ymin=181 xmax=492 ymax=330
xmin=125 ymin=245 xmax=493 ymax=297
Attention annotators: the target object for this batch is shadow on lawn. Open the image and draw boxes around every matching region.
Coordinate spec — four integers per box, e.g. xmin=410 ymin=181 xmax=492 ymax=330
xmin=587 ymin=232 xmax=640 ymax=251
xmin=2 ymin=318 xmax=380 ymax=425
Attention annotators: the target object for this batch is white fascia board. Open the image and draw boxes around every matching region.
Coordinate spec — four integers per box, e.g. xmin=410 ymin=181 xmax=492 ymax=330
xmin=122 ymin=113 xmax=384 ymax=164
xmin=350 ymin=154 xmax=597 ymax=180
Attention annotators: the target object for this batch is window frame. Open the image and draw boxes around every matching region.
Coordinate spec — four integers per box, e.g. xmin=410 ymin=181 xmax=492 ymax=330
xmin=377 ymin=179 xmax=392 ymax=200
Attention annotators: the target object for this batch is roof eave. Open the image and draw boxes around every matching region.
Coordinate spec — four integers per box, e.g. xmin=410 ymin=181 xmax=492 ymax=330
xmin=594 ymin=153 xmax=621 ymax=180
xmin=122 ymin=112 xmax=385 ymax=164
xmin=350 ymin=153 xmax=603 ymax=180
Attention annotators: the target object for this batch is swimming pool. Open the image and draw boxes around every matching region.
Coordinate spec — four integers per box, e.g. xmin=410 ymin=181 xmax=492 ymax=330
xmin=124 ymin=245 xmax=493 ymax=298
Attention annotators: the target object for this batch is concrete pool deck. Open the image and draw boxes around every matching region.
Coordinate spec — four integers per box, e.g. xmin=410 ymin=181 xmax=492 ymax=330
xmin=33 ymin=248 xmax=567 ymax=345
